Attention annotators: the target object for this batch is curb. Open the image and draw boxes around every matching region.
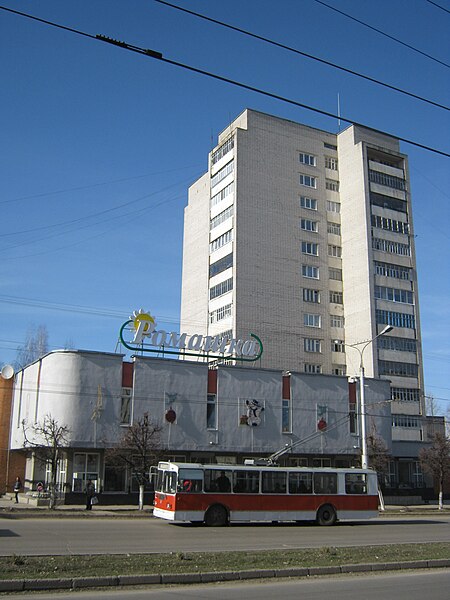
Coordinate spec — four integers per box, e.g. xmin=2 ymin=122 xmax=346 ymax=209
xmin=1 ymin=559 xmax=449 ymax=592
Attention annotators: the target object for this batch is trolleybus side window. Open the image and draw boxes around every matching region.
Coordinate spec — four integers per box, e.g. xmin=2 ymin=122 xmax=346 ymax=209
xmin=233 ymin=470 xmax=260 ymax=493
xmin=345 ymin=473 xmax=367 ymax=494
xmin=177 ymin=468 xmax=203 ymax=493
xmin=261 ymin=471 xmax=287 ymax=493
xmin=288 ymin=472 xmax=312 ymax=494
xmin=204 ymin=469 xmax=232 ymax=493
xmin=313 ymin=472 xmax=337 ymax=494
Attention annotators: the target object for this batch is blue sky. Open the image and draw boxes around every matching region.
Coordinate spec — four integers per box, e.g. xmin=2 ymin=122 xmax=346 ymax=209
xmin=1 ymin=1 xmax=449 ymax=414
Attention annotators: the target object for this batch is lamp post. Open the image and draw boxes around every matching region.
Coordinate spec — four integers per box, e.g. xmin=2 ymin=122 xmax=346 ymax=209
xmin=346 ymin=325 xmax=393 ymax=469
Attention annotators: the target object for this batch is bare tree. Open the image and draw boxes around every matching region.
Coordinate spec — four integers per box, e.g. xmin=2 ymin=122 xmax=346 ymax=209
xmin=367 ymin=428 xmax=390 ymax=486
xmin=106 ymin=414 xmax=161 ymax=510
xmin=22 ymin=414 xmax=70 ymax=509
xmin=419 ymin=433 xmax=450 ymax=510
xmin=15 ymin=324 xmax=49 ymax=369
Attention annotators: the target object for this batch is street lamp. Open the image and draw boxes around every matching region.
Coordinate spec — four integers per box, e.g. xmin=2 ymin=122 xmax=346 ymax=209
xmin=346 ymin=325 xmax=393 ymax=469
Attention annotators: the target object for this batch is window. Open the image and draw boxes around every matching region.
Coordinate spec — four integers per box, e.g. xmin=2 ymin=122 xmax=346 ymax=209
xmin=376 ymin=309 xmax=415 ymax=329
xmin=209 ymin=304 xmax=232 ymax=324
xmin=369 ymin=169 xmax=405 ymax=191
xmin=304 ymin=313 xmax=321 ymax=327
xmin=324 ymin=142 xmax=337 ymax=150
xmin=372 ymin=237 xmax=410 ymax=256
xmin=233 ymin=470 xmax=260 ymax=493
xmin=210 ymin=205 xmax=234 ymax=230
xmin=120 ymin=388 xmax=132 ymax=425
xmin=210 ymin=230 xmax=233 ymax=252
xmin=177 ymin=468 xmax=203 ymax=493
xmin=104 ymin=465 xmax=126 ymax=492
xmin=392 ymin=415 xmax=420 ymax=428
xmin=314 ymin=472 xmax=337 ymax=494
xmin=374 ymin=261 xmax=411 ymax=280
xmin=282 ymin=399 xmax=291 ymax=433
xmin=300 ymin=174 xmax=317 ymax=188
xmin=391 ymin=387 xmax=420 ymax=402
xmin=207 ymin=394 xmax=217 ymax=430
xmin=211 ymin=137 xmax=234 ymax=165
xmin=331 ymin=339 xmax=345 ymax=353
xmin=370 ymin=192 xmax=407 ymax=213
xmin=329 ymin=267 xmax=342 ymax=281
xmin=332 ymin=365 xmax=346 ymax=376
xmin=345 ymin=473 xmax=367 ymax=494
xmin=379 ymin=360 xmax=418 ymax=377
xmin=210 ymin=277 xmax=233 ymax=300
xmin=210 ymin=253 xmax=233 ymax=278
xmin=328 ymin=244 xmax=342 ymax=258
xmin=211 ymin=182 xmax=233 ymax=207
xmin=300 ymin=196 xmax=317 ymax=210
xmin=301 ymin=241 xmax=319 ymax=256
xmin=326 ymin=179 xmax=339 ymax=192
xmin=375 ymin=285 xmax=414 ymax=304
xmin=304 ymin=363 xmax=322 ymax=374
xmin=371 ymin=215 xmax=409 ymax=235
xmin=204 ymin=470 xmax=231 ymax=493
xmin=327 ymin=222 xmax=341 ymax=235
xmin=211 ymin=160 xmax=234 ymax=188
xmin=304 ymin=338 xmax=322 ymax=353
xmin=329 ymin=291 xmax=343 ymax=304
xmin=72 ymin=453 xmax=99 ymax=493
xmin=262 ymin=471 xmax=287 ymax=493
xmin=301 ymin=218 xmax=318 ymax=232
xmin=325 ymin=157 xmax=338 ymax=170
xmin=330 ymin=314 xmax=344 ymax=328
xmin=327 ymin=200 xmax=341 ymax=213
xmin=302 ymin=265 xmax=319 ymax=279
xmin=289 ymin=472 xmax=312 ymax=494
xmin=299 ymin=153 xmax=316 ymax=166
xmin=303 ymin=288 xmax=320 ymax=303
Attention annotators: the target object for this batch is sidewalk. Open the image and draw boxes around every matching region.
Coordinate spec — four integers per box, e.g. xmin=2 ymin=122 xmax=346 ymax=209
xmin=1 ymin=492 xmax=448 ymax=517
xmin=0 ymin=494 xmax=151 ymax=516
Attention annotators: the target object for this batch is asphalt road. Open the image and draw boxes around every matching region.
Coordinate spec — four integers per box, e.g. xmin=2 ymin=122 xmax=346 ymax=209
xmin=5 ymin=570 xmax=450 ymax=600
xmin=0 ymin=515 xmax=449 ymax=556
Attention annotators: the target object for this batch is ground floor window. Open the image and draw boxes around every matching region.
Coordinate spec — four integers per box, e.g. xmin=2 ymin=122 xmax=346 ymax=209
xmin=72 ymin=453 xmax=100 ymax=492
xmin=104 ymin=465 xmax=127 ymax=492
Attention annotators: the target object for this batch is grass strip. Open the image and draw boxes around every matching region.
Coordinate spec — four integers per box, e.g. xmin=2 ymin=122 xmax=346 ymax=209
xmin=1 ymin=543 xmax=448 ymax=580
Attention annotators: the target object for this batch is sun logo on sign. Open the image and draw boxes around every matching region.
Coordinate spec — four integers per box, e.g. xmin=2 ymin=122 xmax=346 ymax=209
xmin=130 ymin=309 xmax=157 ymax=343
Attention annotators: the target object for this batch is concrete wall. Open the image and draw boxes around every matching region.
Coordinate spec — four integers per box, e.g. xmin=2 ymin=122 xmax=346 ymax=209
xmin=9 ymin=350 xmax=391 ymax=464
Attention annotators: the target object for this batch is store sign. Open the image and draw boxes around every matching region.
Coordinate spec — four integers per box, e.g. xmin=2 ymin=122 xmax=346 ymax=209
xmin=119 ymin=310 xmax=263 ymax=362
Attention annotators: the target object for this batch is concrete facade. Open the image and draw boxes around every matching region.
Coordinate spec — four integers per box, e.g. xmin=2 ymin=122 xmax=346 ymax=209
xmin=8 ymin=349 xmax=392 ymax=502
xmin=181 ymin=110 xmax=425 ymax=489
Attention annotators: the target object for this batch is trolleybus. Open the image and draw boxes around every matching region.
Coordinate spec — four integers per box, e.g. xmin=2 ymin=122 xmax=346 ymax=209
xmin=152 ymin=461 xmax=379 ymax=526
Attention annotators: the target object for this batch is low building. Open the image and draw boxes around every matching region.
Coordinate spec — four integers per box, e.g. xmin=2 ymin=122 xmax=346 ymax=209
xmin=6 ymin=349 xmax=397 ymax=504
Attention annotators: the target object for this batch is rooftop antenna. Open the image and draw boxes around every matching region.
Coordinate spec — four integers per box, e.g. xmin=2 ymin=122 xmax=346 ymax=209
xmin=337 ymin=93 xmax=341 ymax=132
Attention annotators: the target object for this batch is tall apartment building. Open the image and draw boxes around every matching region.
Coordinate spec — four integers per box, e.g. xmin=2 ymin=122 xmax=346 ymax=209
xmin=181 ymin=109 xmax=425 ymax=487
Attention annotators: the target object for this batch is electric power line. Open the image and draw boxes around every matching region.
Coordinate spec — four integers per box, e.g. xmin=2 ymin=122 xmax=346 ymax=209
xmin=425 ymin=0 xmax=450 ymax=16
xmin=154 ymin=0 xmax=450 ymax=112
xmin=0 ymin=174 xmax=195 ymax=241
xmin=312 ymin=0 xmax=450 ymax=69
xmin=0 ymin=5 xmax=449 ymax=158
xmin=0 ymin=164 xmax=200 ymax=206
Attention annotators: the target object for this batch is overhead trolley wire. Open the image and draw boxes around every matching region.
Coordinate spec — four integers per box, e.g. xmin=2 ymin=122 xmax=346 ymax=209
xmin=1 ymin=5 xmax=449 ymax=158
xmin=312 ymin=0 xmax=450 ymax=69
xmin=154 ymin=0 xmax=450 ymax=113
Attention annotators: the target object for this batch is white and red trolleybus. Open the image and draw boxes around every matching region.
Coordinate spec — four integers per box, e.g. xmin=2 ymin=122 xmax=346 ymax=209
xmin=152 ymin=461 xmax=379 ymax=526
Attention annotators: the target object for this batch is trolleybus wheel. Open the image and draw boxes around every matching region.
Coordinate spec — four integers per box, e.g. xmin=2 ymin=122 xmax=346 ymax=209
xmin=204 ymin=504 xmax=228 ymax=527
xmin=316 ymin=504 xmax=337 ymax=526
